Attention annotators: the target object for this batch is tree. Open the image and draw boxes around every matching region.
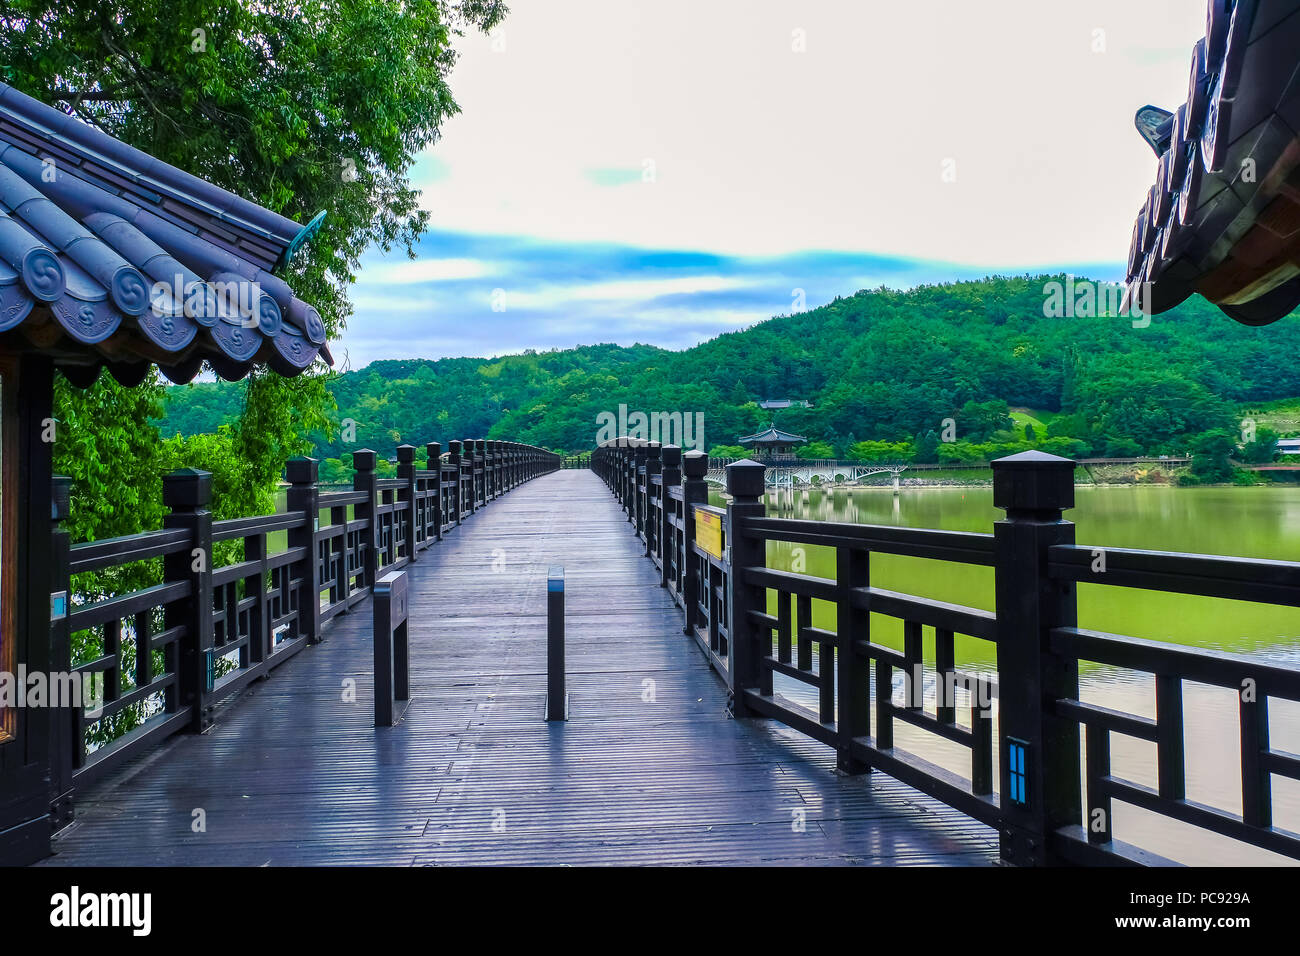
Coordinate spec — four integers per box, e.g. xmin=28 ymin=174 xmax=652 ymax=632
xmin=1189 ymin=430 xmax=1237 ymax=483
xmin=914 ymin=429 xmax=940 ymax=464
xmin=795 ymin=441 xmax=835 ymax=459
xmin=1 ymin=0 xmax=506 ymax=539
xmin=1239 ymin=426 xmax=1279 ymax=464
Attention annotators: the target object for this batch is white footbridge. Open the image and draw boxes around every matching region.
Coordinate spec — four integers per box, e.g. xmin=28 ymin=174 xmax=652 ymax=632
xmin=706 ymin=458 xmax=909 ymax=491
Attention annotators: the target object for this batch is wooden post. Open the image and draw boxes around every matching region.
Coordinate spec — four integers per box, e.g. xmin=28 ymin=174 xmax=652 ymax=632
xmin=447 ymin=440 xmax=463 ymax=526
xmin=659 ymin=445 xmax=681 ymax=586
xmin=427 ymin=442 xmax=443 ymax=541
xmin=725 ymin=459 xmax=766 ymax=717
xmin=836 ymin=546 xmax=870 ymax=773
xmin=48 ymin=476 xmax=74 ymax=829
xmin=163 ymin=468 xmax=214 ymax=732
xmin=681 ymin=451 xmax=708 ymax=634
xmin=286 ymin=457 xmax=322 ymax=644
xmin=373 ymin=569 xmax=409 ymax=727
xmin=992 ymin=450 xmax=1080 ymax=866
xmin=546 ymin=566 xmax=566 ymax=721
xmin=396 ymin=444 xmax=416 ymax=562
xmin=352 ymin=449 xmax=378 ymax=591
xmin=633 ymin=442 xmax=648 ymax=537
xmin=644 ymin=442 xmax=661 ymax=556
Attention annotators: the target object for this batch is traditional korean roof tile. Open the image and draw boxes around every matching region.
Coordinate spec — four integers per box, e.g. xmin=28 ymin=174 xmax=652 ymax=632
xmin=738 ymin=425 xmax=807 ymax=445
xmin=0 ymin=81 xmax=331 ymax=385
xmin=1125 ymin=1 xmax=1300 ymax=326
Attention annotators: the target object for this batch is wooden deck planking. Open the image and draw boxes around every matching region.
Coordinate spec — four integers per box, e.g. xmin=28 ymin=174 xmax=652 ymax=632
xmin=42 ymin=470 xmax=998 ymax=866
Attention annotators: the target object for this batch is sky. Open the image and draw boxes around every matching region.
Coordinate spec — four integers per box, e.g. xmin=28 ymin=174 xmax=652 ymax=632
xmin=334 ymin=0 xmax=1208 ymax=370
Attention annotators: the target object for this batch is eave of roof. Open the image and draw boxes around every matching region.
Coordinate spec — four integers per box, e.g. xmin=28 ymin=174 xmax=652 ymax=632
xmin=738 ymin=426 xmax=808 ymax=444
xmin=0 ymin=81 xmax=330 ymax=385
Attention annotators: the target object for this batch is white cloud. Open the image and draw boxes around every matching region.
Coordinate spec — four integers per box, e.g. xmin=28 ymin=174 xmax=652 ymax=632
xmin=414 ymin=0 xmax=1204 ymax=266
xmin=360 ymin=257 xmax=493 ymax=284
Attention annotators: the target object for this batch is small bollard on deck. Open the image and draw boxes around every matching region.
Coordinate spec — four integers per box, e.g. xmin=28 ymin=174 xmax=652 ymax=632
xmin=546 ymin=565 xmax=567 ymax=720
xmin=373 ymin=569 xmax=410 ymax=726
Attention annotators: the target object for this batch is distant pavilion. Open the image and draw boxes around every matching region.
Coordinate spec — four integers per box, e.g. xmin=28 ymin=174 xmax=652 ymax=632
xmin=737 ymin=424 xmax=807 ymax=459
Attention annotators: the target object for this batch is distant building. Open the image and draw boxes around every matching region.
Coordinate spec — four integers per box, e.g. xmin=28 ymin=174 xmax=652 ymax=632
xmin=758 ymin=399 xmax=813 ymax=410
xmin=1278 ymin=438 xmax=1300 ymax=455
xmin=738 ymin=425 xmax=808 ymax=459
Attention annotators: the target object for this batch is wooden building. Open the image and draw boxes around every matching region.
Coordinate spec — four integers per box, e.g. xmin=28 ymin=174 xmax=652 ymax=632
xmin=737 ymin=424 xmax=808 ymax=459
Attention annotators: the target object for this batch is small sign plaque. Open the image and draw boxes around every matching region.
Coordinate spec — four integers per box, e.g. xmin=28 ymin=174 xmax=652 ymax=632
xmin=50 ymin=590 xmax=67 ymax=621
xmin=695 ymin=509 xmax=723 ymax=560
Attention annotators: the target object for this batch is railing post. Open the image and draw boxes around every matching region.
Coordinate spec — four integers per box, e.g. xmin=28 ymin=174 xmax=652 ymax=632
xmin=633 ymin=442 xmax=648 ymax=535
xmin=352 ymin=449 xmax=378 ymax=591
xmin=48 ymin=476 xmax=74 ymax=829
xmin=725 ymin=459 xmax=766 ymax=717
xmin=427 ymin=442 xmax=443 ymax=541
xmin=644 ymin=442 xmax=661 ymax=556
xmin=681 ymin=451 xmax=708 ymax=634
xmin=447 ymin=440 xmax=463 ymax=526
xmin=992 ymin=450 xmax=1080 ymax=867
xmin=286 ymin=457 xmax=322 ymax=644
xmin=659 ymin=445 xmax=681 ymax=586
xmin=396 ymin=444 xmax=417 ymax=562
xmin=163 ymin=468 xmax=214 ymax=732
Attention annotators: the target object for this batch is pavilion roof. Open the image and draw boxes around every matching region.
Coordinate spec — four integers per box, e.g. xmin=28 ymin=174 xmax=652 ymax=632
xmin=0 ymin=82 xmax=330 ymax=385
xmin=738 ymin=425 xmax=807 ymax=444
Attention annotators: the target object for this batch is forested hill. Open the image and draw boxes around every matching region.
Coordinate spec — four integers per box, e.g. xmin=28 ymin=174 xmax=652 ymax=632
xmin=157 ymin=274 xmax=1300 ymax=463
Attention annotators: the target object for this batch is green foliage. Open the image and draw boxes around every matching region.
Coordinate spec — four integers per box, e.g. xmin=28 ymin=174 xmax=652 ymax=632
xmin=847 ymin=439 xmax=913 ymax=461
xmin=4 ymin=0 xmax=501 ymax=529
xmin=156 ymin=275 xmax=1295 ymax=463
xmin=794 ymin=441 xmax=835 ymax=459
xmin=1239 ymin=426 xmax=1279 ymax=464
xmin=1189 ymin=430 xmax=1237 ymax=483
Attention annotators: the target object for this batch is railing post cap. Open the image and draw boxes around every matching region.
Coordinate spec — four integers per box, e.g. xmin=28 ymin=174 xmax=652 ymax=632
xmin=991 ymin=450 xmax=1075 ymax=513
xmin=352 ymin=449 xmax=377 ymax=470
xmin=426 ymin=441 xmax=441 ymax=457
xmin=725 ymin=459 xmax=767 ymax=499
xmin=683 ymin=450 xmax=708 ymax=477
xmin=285 ymin=456 xmax=319 ymax=484
xmin=660 ymin=444 xmax=681 ymax=467
xmin=396 ymin=444 xmax=415 ymax=463
xmin=162 ymin=468 xmax=213 ymax=509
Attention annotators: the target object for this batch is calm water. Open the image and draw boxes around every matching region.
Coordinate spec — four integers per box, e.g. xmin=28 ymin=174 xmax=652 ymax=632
xmin=722 ymin=484 xmax=1300 ymax=865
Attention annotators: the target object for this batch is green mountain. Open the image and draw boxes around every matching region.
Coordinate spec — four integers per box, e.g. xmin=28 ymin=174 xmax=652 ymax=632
xmin=157 ymin=274 xmax=1300 ymax=463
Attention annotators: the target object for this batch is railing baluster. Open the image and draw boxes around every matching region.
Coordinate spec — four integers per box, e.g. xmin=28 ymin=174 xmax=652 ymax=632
xmin=1155 ymin=673 xmax=1186 ymax=801
xmin=1085 ymin=724 xmax=1112 ymax=843
xmin=1240 ymin=694 xmax=1271 ymax=828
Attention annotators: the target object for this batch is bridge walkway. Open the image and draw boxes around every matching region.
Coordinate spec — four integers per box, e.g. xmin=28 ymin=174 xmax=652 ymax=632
xmin=41 ymin=471 xmax=998 ymax=865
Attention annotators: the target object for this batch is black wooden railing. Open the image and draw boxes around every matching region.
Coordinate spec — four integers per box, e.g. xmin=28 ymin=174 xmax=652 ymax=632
xmin=591 ymin=439 xmax=1300 ymax=867
xmin=46 ymin=439 xmax=559 ymax=826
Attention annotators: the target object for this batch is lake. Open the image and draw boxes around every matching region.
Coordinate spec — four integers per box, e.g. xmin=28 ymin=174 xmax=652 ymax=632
xmin=715 ymin=483 xmax=1300 ymax=865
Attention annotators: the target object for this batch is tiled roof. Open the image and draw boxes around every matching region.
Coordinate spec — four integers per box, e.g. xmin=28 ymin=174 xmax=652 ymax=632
xmin=738 ymin=425 xmax=807 ymax=444
xmin=1125 ymin=1 xmax=1300 ymax=326
xmin=0 ymin=81 xmax=330 ymax=384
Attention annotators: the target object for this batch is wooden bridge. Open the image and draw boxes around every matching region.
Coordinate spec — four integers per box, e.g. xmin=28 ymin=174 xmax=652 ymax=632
xmin=39 ymin=460 xmax=995 ymax=866
xmin=19 ymin=436 xmax=1300 ymax=867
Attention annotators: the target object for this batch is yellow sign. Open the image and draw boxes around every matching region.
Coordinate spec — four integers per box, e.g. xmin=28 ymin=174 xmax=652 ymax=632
xmin=695 ymin=508 xmax=723 ymax=560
